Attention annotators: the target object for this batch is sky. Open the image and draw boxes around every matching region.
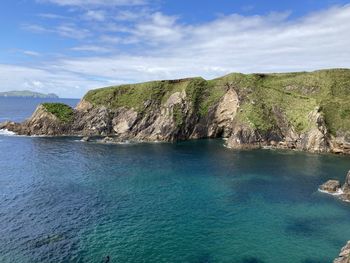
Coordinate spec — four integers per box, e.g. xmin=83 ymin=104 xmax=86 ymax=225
xmin=0 ymin=0 xmax=350 ymax=98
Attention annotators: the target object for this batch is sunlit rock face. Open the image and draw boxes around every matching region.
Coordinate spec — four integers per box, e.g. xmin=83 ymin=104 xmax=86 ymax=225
xmin=334 ymin=241 xmax=350 ymax=263
xmin=2 ymin=69 xmax=350 ymax=154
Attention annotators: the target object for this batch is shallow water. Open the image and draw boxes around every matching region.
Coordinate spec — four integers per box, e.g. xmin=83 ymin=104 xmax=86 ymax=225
xmin=1 ymin=98 xmax=350 ymax=263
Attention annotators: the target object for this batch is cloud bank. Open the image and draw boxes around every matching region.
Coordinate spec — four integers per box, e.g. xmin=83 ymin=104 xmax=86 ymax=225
xmin=1 ymin=4 xmax=350 ymax=98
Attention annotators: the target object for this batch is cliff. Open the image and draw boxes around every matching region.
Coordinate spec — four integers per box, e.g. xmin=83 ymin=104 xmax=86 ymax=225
xmin=334 ymin=241 xmax=350 ymax=263
xmin=1 ymin=69 xmax=350 ymax=154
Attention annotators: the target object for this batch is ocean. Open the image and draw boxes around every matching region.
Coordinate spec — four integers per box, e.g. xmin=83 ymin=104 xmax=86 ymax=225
xmin=0 ymin=97 xmax=350 ymax=263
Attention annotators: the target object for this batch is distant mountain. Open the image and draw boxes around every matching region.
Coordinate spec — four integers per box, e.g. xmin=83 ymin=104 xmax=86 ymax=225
xmin=0 ymin=90 xmax=59 ymax=98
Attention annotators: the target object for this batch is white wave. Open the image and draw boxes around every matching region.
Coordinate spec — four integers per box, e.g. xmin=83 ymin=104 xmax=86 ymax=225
xmin=318 ymin=188 xmax=344 ymax=196
xmin=0 ymin=129 xmax=16 ymax=136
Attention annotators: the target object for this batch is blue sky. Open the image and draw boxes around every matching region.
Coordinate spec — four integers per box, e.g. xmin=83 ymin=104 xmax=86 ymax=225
xmin=0 ymin=0 xmax=350 ymax=98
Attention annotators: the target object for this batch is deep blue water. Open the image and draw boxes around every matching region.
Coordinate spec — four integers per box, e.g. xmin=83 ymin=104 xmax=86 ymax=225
xmin=1 ymin=98 xmax=350 ymax=263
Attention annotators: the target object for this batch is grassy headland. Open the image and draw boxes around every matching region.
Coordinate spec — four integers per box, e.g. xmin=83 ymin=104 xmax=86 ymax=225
xmin=82 ymin=69 xmax=350 ymax=135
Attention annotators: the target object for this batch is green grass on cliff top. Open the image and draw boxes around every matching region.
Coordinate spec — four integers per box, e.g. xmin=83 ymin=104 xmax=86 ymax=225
xmin=83 ymin=69 xmax=350 ymax=135
xmin=84 ymin=78 xmax=225 ymax=116
xmin=42 ymin=103 xmax=74 ymax=123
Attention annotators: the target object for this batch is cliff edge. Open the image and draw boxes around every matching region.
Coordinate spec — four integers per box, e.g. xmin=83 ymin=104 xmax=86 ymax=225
xmin=1 ymin=69 xmax=350 ymax=154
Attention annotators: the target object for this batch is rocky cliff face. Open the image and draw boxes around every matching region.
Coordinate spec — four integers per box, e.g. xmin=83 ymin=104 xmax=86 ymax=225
xmin=0 ymin=105 xmax=72 ymax=136
xmin=1 ymin=69 xmax=350 ymax=154
xmin=334 ymin=241 xmax=350 ymax=263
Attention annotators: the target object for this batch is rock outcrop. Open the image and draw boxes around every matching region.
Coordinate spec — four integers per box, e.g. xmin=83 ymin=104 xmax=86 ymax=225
xmin=341 ymin=171 xmax=350 ymax=201
xmin=319 ymin=180 xmax=341 ymax=193
xmin=1 ymin=69 xmax=350 ymax=154
xmin=319 ymin=170 xmax=350 ymax=202
xmin=0 ymin=105 xmax=72 ymax=136
xmin=334 ymin=241 xmax=350 ymax=263
xmin=302 ymin=107 xmax=329 ymax=153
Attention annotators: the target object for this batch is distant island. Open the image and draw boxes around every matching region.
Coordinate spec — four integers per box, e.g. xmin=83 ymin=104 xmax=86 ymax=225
xmin=0 ymin=90 xmax=59 ymax=98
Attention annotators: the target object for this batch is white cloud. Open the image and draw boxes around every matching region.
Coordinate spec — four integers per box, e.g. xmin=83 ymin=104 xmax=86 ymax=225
xmin=71 ymin=45 xmax=111 ymax=53
xmin=99 ymin=35 xmax=121 ymax=44
xmin=114 ymin=10 xmax=145 ymax=21
xmin=56 ymin=24 xmax=90 ymax=39
xmin=0 ymin=64 xmax=106 ymax=98
xmin=21 ymin=24 xmax=49 ymax=34
xmin=83 ymin=10 xmax=106 ymax=21
xmin=38 ymin=0 xmax=146 ymax=7
xmin=22 ymin=50 xmax=41 ymax=56
xmin=23 ymin=23 xmax=90 ymax=39
xmin=131 ymin=12 xmax=182 ymax=43
xmin=5 ymin=5 xmax=350 ymax=98
xmin=38 ymin=13 xmax=70 ymax=20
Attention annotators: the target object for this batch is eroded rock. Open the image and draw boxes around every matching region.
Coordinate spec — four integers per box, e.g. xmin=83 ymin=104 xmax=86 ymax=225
xmin=2 ymin=73 xmax=350 ymax=156
xmin=112 ymin=108 xmax=138 ymax=135
xmin=319 ymin=180 xmax=341 ymax=193
xmin=225 ymin=122 xmax=259 ymax=149
xmin=320 ymin=170 xmax=350 ymax=202
xmin=334 ymin=241 xmax=350 ymax=263
xmin=302 ymin=107 xmax=329 ymax=153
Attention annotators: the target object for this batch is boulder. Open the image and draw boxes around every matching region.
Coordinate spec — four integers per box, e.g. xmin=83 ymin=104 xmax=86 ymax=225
xmin=225 ymin=122 xmax=259 ymax=150
xmin=320 ymin=170 xmax=350 ymax=202
xmin=81 ymin=136 xmax=91 ymax=142
xmin=319 ymin=180 xmax=341 ymax=193
xmin=342 ymin=170 xmax=350 ymax=192
xmin=334 ymin=241 xmax=350 ymax=263
xmin=112 ymin=108 xmax=138 ymax=135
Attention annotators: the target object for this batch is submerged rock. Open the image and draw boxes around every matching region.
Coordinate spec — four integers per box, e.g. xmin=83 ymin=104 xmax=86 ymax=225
xmin=31 ymin=234 xmax=64 ymax=248
xmin=334 ymin=241 xmax=350 ymax=263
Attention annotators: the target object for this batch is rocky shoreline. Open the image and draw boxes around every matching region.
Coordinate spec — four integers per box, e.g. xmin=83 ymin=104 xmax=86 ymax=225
xmin=320 ymin=171 xmax=350 ymax=262
xmin=334 ymin=241 xmax=350 ymax=263
xmin=319 ymin=171 xmax=350 ymax=202
xmin=1 ymin=89 xmax=350 ymax=155
xmin=1 ymin=99 xmax=348 ymax=154
xmin=1 ymin=70 xmax=350 ymax=262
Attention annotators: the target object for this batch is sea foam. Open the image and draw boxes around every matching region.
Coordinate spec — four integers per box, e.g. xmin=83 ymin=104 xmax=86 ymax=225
xmin=318 ymin=188 xmax=343 ymax=195
xmin=0 ymin=129 xmax=16 ymax=136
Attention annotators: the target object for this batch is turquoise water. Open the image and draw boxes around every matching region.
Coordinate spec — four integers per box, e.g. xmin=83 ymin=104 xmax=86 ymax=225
xmin=1 ymin=99 xmax=350 ymax=262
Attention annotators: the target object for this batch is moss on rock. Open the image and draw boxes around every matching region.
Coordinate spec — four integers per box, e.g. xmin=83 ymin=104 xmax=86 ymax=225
xmin=42 ymin=103 xmax=74 ymax=123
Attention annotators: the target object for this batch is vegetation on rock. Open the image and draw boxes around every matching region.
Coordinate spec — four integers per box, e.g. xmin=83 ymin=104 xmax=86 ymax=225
xmin=83 ymin=69 xmax=350 ymax=136
xmin=42 ymin=103 xmax=74 ymax=123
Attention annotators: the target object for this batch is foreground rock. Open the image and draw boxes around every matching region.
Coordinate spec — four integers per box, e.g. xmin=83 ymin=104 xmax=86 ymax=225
xmin=1 ymin=69 xmax=350 ymax=154
xmin=319 ymin=180 xmax=341 ymax=193
xmin=334 ymin=241 xmax=350 ymax=263
xmin=319 ymin=170 xmax=350 ymax=202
